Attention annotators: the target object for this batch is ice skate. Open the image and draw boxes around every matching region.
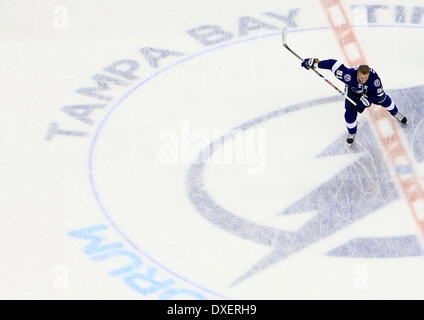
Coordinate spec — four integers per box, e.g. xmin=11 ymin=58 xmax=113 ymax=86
xmin=347 ymin=133 xmax=356 ymax=144
xmin=393 ymin=111 xmax=407 ymax=124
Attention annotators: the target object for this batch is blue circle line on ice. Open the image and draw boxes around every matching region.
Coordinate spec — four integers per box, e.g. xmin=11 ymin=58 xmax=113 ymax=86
xmin=88 ymin=24 xmax=424 ymax=298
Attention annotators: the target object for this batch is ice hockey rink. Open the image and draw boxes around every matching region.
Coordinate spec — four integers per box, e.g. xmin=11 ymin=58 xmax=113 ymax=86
xmin=2 ymin=0 xmax=424 ymax=299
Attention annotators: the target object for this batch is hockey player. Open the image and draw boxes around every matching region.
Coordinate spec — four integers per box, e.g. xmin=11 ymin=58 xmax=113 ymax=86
xmin=301 ymin=58 xmax=407 ymax=144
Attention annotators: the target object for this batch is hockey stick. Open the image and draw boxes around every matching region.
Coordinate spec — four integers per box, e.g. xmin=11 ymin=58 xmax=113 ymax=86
xmin=282 ymin=27 xmax=357 ymax=106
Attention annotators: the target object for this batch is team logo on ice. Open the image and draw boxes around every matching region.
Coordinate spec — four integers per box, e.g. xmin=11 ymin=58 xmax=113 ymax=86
xmin=187 ymin=85 xmax=424 ymax=285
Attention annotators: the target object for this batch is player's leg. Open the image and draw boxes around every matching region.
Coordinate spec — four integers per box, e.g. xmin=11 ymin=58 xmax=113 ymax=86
xmin=345 ymin=99 xmax=358 ymax=144
xmin=378 ymin=95 xmax=407 ymax=123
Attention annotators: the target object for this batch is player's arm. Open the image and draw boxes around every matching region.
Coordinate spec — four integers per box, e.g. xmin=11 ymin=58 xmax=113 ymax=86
xmin=366 ymin=90 xmax=385 ymax=104
xmin=301 ymin=58 xmax=352 ymax=84
xmin=365 ymin=76 xmax=386 ymax=104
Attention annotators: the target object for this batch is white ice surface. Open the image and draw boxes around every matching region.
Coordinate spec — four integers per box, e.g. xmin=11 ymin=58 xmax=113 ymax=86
xmin=1 ymin=0 xmax=424 ymax=299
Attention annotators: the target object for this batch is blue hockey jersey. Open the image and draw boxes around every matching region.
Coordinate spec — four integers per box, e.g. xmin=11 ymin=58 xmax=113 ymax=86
xmin=317 ymin=59 xmax=387 ymax=105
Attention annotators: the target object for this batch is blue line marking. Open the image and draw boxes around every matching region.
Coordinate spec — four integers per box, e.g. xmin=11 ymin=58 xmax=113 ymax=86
xmin=88 ymin=24 xmax=424 ymax=298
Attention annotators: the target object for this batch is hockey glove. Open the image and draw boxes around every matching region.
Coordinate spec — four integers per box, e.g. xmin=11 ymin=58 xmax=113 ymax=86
xmin=356 ymin=95 xmax=371 ymax=113
xmin=301 ymin=58 xmax=319 ymax=70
